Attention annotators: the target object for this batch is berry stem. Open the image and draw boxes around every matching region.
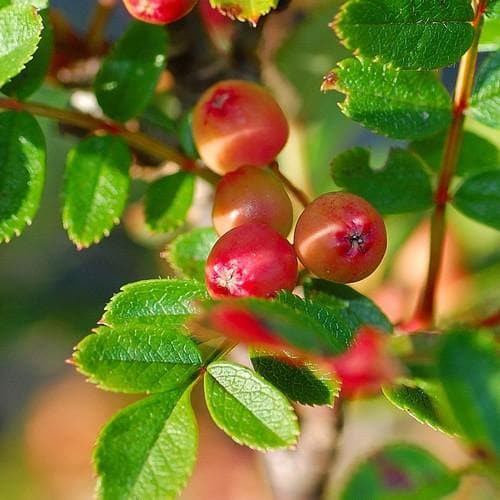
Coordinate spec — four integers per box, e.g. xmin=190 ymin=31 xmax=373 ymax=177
xmin=87 ymin=0 xmax=117 ymax=54
xmin=271 ymin=161 xmax=311 ymax=208
xmin=413 ymin=0 xmax=486 ymax=327
xmin=0 ymin=97 xmax=220 ymax=185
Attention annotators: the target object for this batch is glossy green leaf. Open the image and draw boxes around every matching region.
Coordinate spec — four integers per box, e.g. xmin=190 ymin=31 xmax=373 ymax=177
xmin=62 ymin=135 xmax=131 ymax=248
xmin=331 ymin=148 xmax=433 ymax=214
xmin=95 ymin=389 xmax=197 ymax=500
xmin=452 ymin=170 xmax=500 ymax=230
xmin=469 ymin=51 xmax=500 ymax=129
xmin=334 ymin=0 xmax=474 ymax=70
xmin=323 ymin=58 xmax=451 ymax=139
xmin=0 ymin=111 xmax=45 ymax=243
xmin=2 ymin=9 xmax=53 ymax=99
xmin=101 ymin=279 xmax=208 ymax=330
xmin=251 ymin=350 xmax=339 ymax=406
xmin=438 ymin=329 xmax=500 ymax=456
xmin=144 ymin=172 xmax=195 ymax=233
xmin=210 ymin=0 xmax=277 ymax=26
xmin=166 ymin=227 xmax=217 ymax=281
xmin=383 ymin=383 xmax=454 ymax=435
xmin=304 ymin=279 xmax=393 ymax=333
xmin=410 ymin=130 xmax=499 ymax=177
xmin=0 ymin=4 xmax=42 ymax=87
xmin=74 ymin=325 xmax=202 ymax=394
xmin=94 ymin=21 xmax=167 ymax=122
xmin=204 ymin=361 xmax=299 ymax=450
xmin=341 ymin=444 xmax=459 ymax=500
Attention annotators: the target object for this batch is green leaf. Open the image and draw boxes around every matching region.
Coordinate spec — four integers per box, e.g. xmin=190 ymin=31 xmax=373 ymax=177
xmin=9 ymin=0 xmax=49 ymax=8
xmin=251 ymin=350 xmax=339 ymax=406
xmin=480 ymin=14 xmax=500 ymax=51
xmin=383 ymin=383 xmax=454 ymax=435
xmin=410 ymin=130 xmax=500 ymax=177
xmin=341 ymin=444 xmax=459 ymax=500
xmin=95 ymin=389 xmax=197 ymax=500
xmin=204 ymin=361 xmax=299 ymax=450
xmin=209 ymin=0 xmax=278 ymax=26
xmin=144 ymin=172 xmax=195 ymax=233
xmin=62 ymin=135 xmax=131 ymax=248
xmin=0 ymin=111 xmax=45 ymax=243
xmin=323 ymin=58 xmax=451 ymax=139
xmin=94 ymin=21 xmax=167 ymax=122
xmin=101 ymin=279 xmax=208 ymax=330
xmin=178 ymin=111 xmax=198 ymax=159
xmin=74 ymin=325 xmax=202 ymax=394
xmin=166 ymin=227 xmax=217 ymax=281
xmin=331 ymin=148 xmax=433 ymax=214
xmin=2 ymin=9 xmax=53 ymax=99
xmin=452 ymin=170 xmax=500 ymax=230
xmin=438 ymin=329 xmax=500 ymax=456
xmin=304 ymin=278 xmax=393 ymax=333
xmin=0 ymin=4 xmax=42 ymax=87
xmin=469 ymin=51 xmax=500 ymax=129
xmin=334 ymin=0 xmax=474 ymax=70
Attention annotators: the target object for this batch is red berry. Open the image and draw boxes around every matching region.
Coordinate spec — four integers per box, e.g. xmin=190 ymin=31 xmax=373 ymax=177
xmin=123 ymin=0 xmax=197 ymax=25
xmin=329 ymin=327 xmax=399 ymax=398
xmin=212 ymin=166 xmax=293 ymax=236
xmin=192 ymin=80 xmax=289 ymax=174
xmin=294 ymin=192 xmax=387 ymax=283
xmin=205 ymin=223 xmax=297 ymax=299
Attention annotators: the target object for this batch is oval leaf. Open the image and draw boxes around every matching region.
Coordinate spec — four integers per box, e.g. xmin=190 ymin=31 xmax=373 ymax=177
xmin=0 ymin=4 xmax=42 ymax=87
xmin=251 ymin=350 xmax=339 ymax=406
xmin=452 ymin=170 xmax=500 ymax=230
xmin=74 ymin=325 xmax=202 ymax=393
xmin=101 ymin=279 xmax=208 ymax=329
xmin=0 ymin=110 xmax=45 ymax=243
xmin=438 ymin=329 xmax=500 ymax=456
xmin=94 ymin=21 xmax=167 ymax=122
xmin=210 ymin=0 xmax=277 ymax=26
xmin=341 ymin=444 xmax=459 ymax=500
xmin=95 ymin=389 xmax=197 ymax=500
xmin=144 ymin=171 xmax=195 ymax=233
xmin=322 ymin=58 xmax=452 ymax=139
xmin=62 ymin=135 xmax=131 ymax=248
xmin=331 ymin=148 xmax=433 ymax=214
xmin=166 ymin=227 xmax=218 ymax=281
xmin=469 ymin=51 xmax=500 ymax=129
xmin=2 ymin=9 xmax=53 ymax=99
xmin=204 ymin=361 xmax=299 ymax=450
xmin=334 ymin=0 xmax=474 ymax=70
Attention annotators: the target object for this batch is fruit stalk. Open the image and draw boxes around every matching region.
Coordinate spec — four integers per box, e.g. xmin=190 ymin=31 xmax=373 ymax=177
xmin=413 ymin=0 xmax=487 ymax=327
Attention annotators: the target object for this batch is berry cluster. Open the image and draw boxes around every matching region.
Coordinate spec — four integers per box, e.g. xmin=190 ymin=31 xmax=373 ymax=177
xmin=192 ymin=80 xmax=388 ymax=300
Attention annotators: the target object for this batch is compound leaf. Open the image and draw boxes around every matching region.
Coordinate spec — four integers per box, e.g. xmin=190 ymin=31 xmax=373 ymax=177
xmin=334 ymin=0 xmax=474 ymax=70
xmin=0 ymin=111 xmax=45 ymax=243
xmin=144 ymin=172 xmax=195 ymax=233
xmin=95 ymin=389 xmax=197 ymax=500
xmin=322 ymin=58 xmax=451 ymax=139
xmin=166 ymin=227 xmax=218 ymax=281
xmin=331 ymin=148 xmax=433 ymax=214
xmin=341 ymin=444 xmax=459 ymax=500
xmin=74 ymin=325 xmax=202 ymax=394
xmin=62 ymin=135 xmax=131 ymax=248
xmin=204 ymin=361 xmax=299 ymax=450
xmin=94 ymin=21 xmax=167 ymax=122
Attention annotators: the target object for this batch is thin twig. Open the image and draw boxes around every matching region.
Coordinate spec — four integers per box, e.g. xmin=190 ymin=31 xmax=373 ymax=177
xmin=412 ymin=0 xmax=487 ymax=327
xmin=271 ymin=161 xmax=311 ymax=207
xmin=87 ymin=0 xmax=117 ymax=54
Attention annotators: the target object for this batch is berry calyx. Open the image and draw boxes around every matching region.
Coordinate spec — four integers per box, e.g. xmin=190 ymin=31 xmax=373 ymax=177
xmin=212 ymin=166 xmax=293 ymax=236
xmin=205 ymin=223 xmax=298 ymax=299
xmin=294 ymin=192 xmax=387 ymax=283
xmin=123 ymin=0 xmax=197 ymax=25
xmin=192 ymin=80 xmax=289 ymax=174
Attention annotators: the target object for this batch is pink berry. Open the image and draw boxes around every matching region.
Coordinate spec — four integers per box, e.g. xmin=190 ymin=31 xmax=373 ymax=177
xmin=294 ymin=192 xmax=387 ymax=283
xmin=205 ymin=223 xmax=297 ymax=299
xmin=212 ymin=166 xmax=293 ymax=236
xmin=192 ymin=80 xmax=289 ymax=174
xmin=123 ymin=0 xmax=197 ymax=25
